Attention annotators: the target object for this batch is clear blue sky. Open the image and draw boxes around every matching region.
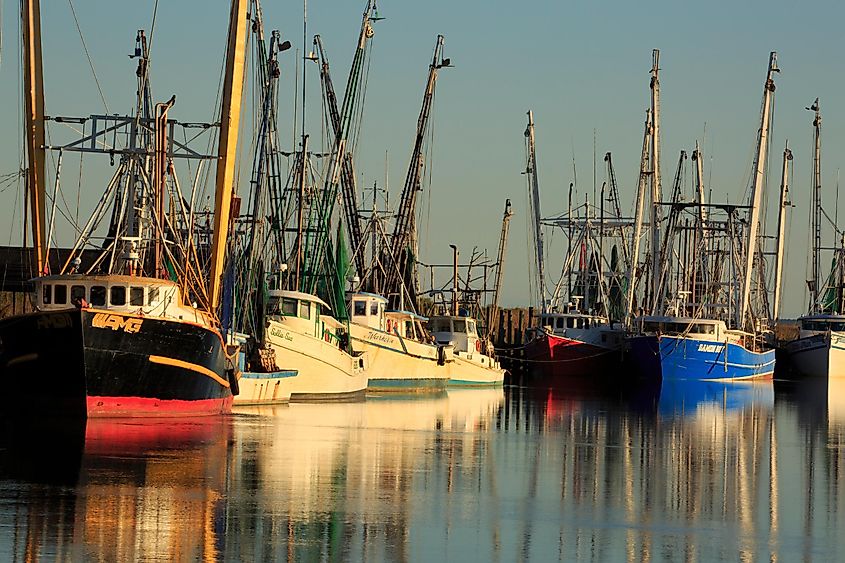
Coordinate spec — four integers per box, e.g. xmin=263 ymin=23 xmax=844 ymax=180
xmin=1 ymin=0 xmax=844 ymax=317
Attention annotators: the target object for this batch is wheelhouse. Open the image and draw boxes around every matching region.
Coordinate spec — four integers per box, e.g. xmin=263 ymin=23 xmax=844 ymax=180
xmin=267 ymin=289 xmax=342 ymax=340
xmin=429 ymin=315 xmax=479 ymax=354
xmin=799 ymin=314 xmax=845 ymax=334
xmin=33 ymin=274 xmax=203 ymax=321
xmin=637 ymin=316 xmax=724 ymax=341
xmin=347 ymin=292 xmax=388 ymax=331
xmin=540 ymin=312 xmax=608 ymax=332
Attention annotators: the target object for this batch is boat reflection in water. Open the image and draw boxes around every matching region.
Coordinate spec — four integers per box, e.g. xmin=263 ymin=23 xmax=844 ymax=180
xmin=225 ymin=388 xmax=504 ymax=561
xmin=0 ymin=417 xmax=231 ymax=561
xmin=658 ymin=379 xmax=775 ymax=416
xmin=4 ymin=380 xmax=845 ymax=560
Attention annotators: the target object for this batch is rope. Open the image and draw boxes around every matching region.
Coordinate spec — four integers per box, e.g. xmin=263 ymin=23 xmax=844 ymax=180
xmin=67 ymin=0 xmax=109 ymax=113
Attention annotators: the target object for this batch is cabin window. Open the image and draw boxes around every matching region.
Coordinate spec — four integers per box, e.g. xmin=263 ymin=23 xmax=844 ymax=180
xmin=354 ymin=300 xmax=366 ymax=316
xmin=468 ymin=320 xmax=477 ymax=335
xmin=370 ymin=302 xmax=379 ymax=316
xmin=556 ymin=318 xmax=565 ymax=329
xmin=642 ymin=321 xmax=661 ymax=332
xmin=567 ymin=317 xmax=575 ymax=328
xmin=405 ymin=320 xmax=414 ymax=338
xmin=282 ymin=298 xmax=297 ymax=316
xmin=148 ymin=287 xmax=160 ymax=305
xmin=585 ymin=319 xmax=591 ymax=329
xmin=453 ymin=319 xmax=466 ymax=333
xmin=429 ymin=318 xmax=450 ymax=333
xmin=691 ymin=323 xmax=715 ymax=335
xmin=110 ymin=286 xmax=126 ymax=306
xmin=54 ymin=284 xmax=67 ymax=305
xmin=90 ymin=286 xmax=106 ymax=306
xmin=42 ymin=284 xmax=52 ymax=305
xmin=831 ymin=322 xmax=845 ymax=331
xmin=299 ymin=300 xmax=311 ymax=320
xmin=71 ymin=285 xmax=86 ymax=302
xmin=130 ymin=287 xmax=144 ymax=306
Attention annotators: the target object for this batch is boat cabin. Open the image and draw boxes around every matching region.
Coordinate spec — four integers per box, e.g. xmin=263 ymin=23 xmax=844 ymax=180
xmin=383 ymin=310 xmax=429 ymax=341
xmin=267 ymin=289 xmax=342 ymax=340
xmin=33 ymin=274 xmax=201 ymax=321
xmin=798 ymin=314 xmax=845 ymax=336
xmin=637 ymin=316 xmax=725 ymax=342
xmin=348 ymin=292 xmax=388 ymax=331
xmin=429 ymin=315 xmax=479 ymax=354
xmin=541 ymin=312 xmax=609 ymax=333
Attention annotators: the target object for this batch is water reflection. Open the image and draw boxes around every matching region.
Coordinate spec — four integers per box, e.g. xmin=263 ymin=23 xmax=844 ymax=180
xmin=0 ymin=380 xmax=843 ymax=561
xmin=0 ymin=417 xmax=230 ymax=561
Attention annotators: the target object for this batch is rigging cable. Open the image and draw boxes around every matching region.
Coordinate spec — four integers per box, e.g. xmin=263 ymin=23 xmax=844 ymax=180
xmin=67 ymin=0 xmax=109 ymax=113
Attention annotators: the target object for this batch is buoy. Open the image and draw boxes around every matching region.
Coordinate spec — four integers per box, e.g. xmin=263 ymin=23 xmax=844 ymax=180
xmin=475 ymin=339 xmax=481 ymax=352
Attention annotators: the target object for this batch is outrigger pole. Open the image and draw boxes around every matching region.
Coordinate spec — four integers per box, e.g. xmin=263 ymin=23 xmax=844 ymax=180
xmin=22 ymin=0 xmax=47 ymax=276
xmin=209 ymin=0 xmax=250 ymax=312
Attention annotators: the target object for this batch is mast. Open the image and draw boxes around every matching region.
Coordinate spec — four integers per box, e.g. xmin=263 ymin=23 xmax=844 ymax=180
xmin=649 ymin=49 xmax=662 ymax=313
xmin=739 ymin=51 xmax=778 ymax=329
xmin=772 ymin=142 xmax=792 ymax=320
xmin=809 ymin=98 xmax=822 ymax=311
xmin=626 ymin=109 xmax=652 ymax=322
xmin=525 ymin=110 xmax=547 ymax=313
xmin=450 ymin=244 xmax=459 ymax=316
xmin=487 ymin=199 xmax=513 ymax=337
xmin=383 ymin=35 xmax=449 ymax=308
xmin=209 ymin=0 xmax=249 ymax=312
xmin=691 ymin=141 xmax=708 ymax=307
xmin=315 ymin=2 xmax=381 ymax=277
xmin=22 ymin=0 xmax=47 ymax=276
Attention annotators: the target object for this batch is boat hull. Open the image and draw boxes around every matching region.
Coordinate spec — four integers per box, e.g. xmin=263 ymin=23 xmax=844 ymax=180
xmin=524 ymin=331 xmax=621 ymax=380
xmin=0 ymin=308 xmax=232 ymax=417
xmin=784 ymin=332 xmax=845 ymax=378
xmin=233 ymin=370 xmax=298 ymax=405
xmin=628 ymin=334 xmax=775 ymax=382
xmin=266 ymin=319 xmax=368 ymax=400
xmin=447 ymin=352 xmax=505 ymax=387
xmin=348 ymin=324 xmax=449 ymax=392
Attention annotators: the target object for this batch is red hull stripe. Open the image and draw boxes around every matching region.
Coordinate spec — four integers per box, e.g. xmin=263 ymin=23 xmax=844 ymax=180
xmin=86 ymin=395 xmax=233 ymax=417
xmin=148 ymin=354 xmax=230 ymax=388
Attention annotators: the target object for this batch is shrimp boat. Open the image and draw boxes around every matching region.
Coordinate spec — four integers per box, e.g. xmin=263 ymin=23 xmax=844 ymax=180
xmin=347 ymin=292 xmax=449 ymax=391
xmin=524 ymin=306 xmax=625 ymax=378
xmin=625 ymin=52 xmax=781 ymax=382
xmin=783 ymin=100 xmax=845 ymax=379
xmin=429 ymin=314 xmax=504 ymax=386
xmin=221 ymin=2 xmax=384 ymax=401
xmin=627 ymin=317 xmax=775 ymax=381
xmin=521 ymin=110 xmax=629 ymax=381
xmin=0 ymin=1 xmax=250 ymax=416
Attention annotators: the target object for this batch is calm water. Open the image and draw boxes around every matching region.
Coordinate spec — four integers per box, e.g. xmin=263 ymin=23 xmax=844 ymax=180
xmin=1 ymin=379 xmax=843 ymax=561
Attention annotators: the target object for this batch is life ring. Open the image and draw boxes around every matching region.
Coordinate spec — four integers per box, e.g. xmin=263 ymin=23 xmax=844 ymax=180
xmin=475 ymin=339 xmax=481 ymax=352
xmin=386 ymin=319 xmax=393 ymax=333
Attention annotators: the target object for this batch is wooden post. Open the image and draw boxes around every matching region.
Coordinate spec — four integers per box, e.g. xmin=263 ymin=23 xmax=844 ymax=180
xmin=507 ymin=309 xmax=513 ymax=346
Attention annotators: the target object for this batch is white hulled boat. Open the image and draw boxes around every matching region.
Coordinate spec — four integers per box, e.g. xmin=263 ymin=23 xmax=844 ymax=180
xmin=347 ymin=292 xmax=450 ymax=392
xmin=429 ymin=315 xmax=504 ymax=386
xmin=263 ymin=290 xmax=369 ymax=400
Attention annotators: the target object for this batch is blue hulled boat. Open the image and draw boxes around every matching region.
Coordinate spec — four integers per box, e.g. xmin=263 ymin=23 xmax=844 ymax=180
xmin=628 ymin=316 xmax=775 ymax=382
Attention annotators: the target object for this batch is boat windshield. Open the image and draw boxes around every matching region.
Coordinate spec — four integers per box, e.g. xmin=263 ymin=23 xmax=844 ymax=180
xmin=429 ymin=318 xmax=452 ymax=333
xmin=803 ymin=319 xmax=845 ymax=331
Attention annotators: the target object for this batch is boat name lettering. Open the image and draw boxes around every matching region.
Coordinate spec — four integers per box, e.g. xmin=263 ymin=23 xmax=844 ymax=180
xmin=697 ymin=343 xmax=723 ymax=353
xmin=367 ymin=331 xmax=393 ymax=344
xmin=91 ymin=313 xmax=143 ymax=333
xmin=270 ymin=328 xmax=294 ymax=342
xmin=36 ymin=314 xmax=73 ymax=329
